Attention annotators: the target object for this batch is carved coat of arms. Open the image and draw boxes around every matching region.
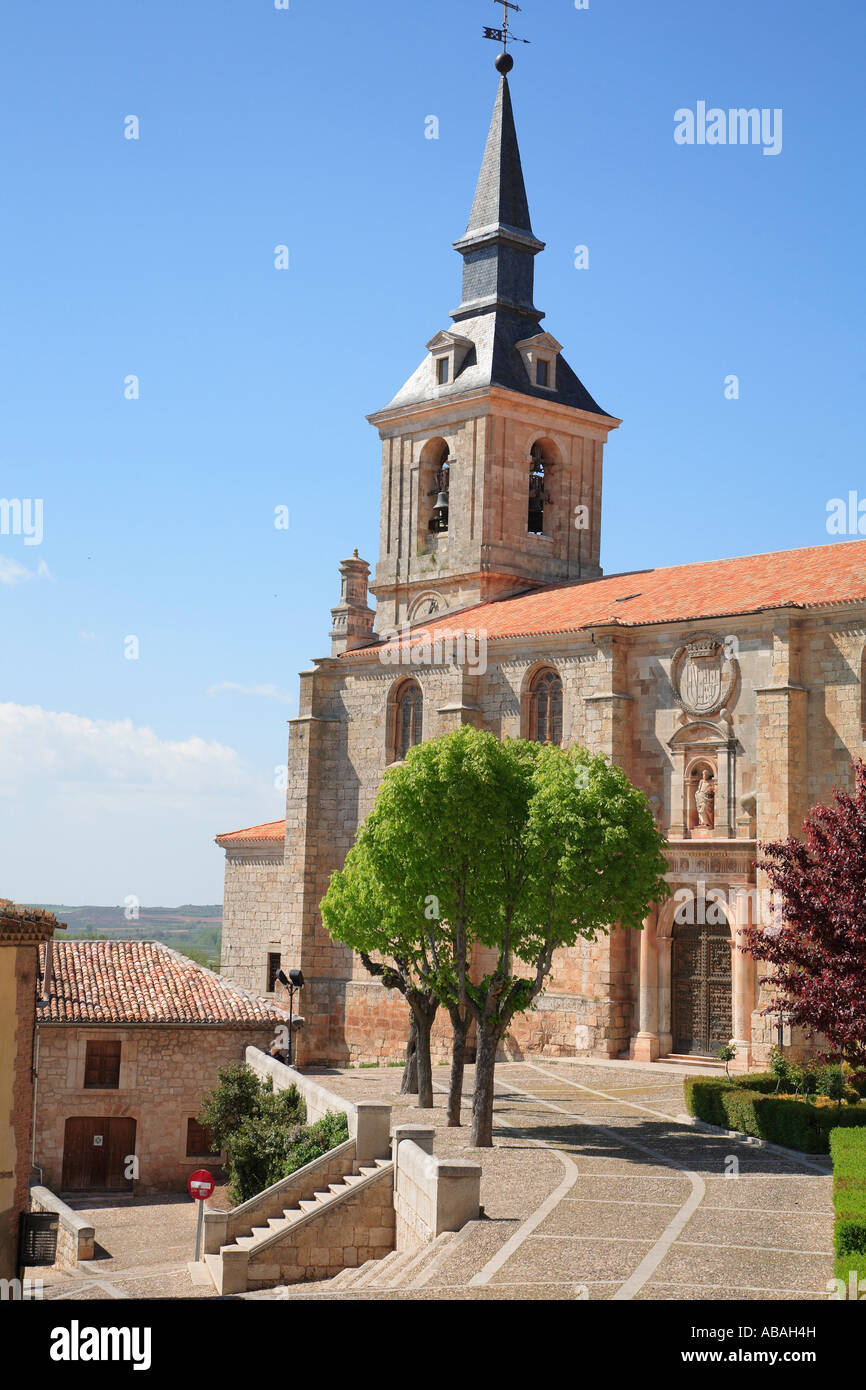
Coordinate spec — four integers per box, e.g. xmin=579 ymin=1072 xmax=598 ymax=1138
xmin=671 ymin=635 xmax=738 ymax=717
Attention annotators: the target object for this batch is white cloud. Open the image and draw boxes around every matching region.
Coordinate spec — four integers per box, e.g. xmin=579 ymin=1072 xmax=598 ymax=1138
xmin=0 ymin=556 xmax=53 ymax=585
xmin=0 ymin=702 xmax=253 ymax=797
xmin=206 ymin=681 xmax=292 ymax=704
xmin=0 ymin=703 xmax=283 ymax=903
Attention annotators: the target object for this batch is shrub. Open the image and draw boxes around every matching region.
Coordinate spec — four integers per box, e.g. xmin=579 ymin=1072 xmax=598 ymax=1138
xmin=684 ymin=1075 xmax=866 ymax=1153
xmin=226 ymin=1110 xmax=350 ymax=1205
xmin=198 ymin=1061 xmax=308 ymax=1201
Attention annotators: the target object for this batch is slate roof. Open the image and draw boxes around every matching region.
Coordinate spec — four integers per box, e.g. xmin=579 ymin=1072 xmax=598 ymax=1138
xmin=36 ymin=939 xmax=287 ymax=1027
xmin=215 ymin=819 xmax=286 ymax=846
xmin=375 ymin=74 xmax=612 ymax=418
xmin=342 ymin=538 xmax=866 ymax=658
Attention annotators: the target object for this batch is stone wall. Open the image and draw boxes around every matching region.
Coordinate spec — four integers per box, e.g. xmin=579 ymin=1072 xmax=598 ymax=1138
xmin=245 ymin=1163 xmax=395 ymax=1289
xmin=392 ymin=1126 xmax=481 ymax=1253
xmin=219 ymin=845 xmax=285 ymax=996
xmin=35 ymin=1024 xmax=277 ymax=1194
xmin=29 ymin=1186 xmax=94 ymax=1268
xmin=220 ymin=597 xmax=866 ymax=1070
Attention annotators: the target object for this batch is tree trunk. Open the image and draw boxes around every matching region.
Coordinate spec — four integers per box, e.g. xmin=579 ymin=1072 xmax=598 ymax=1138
xmin=446 ymin=1010 xmax=468 ymax=1127
xmin=470 ymin=1022 xmax=501 ymax=1147
xmin=401 ymin=1015 xmax=419 ymax=1095
xmin=411 ymin=1002 xmax=435 ymax=1110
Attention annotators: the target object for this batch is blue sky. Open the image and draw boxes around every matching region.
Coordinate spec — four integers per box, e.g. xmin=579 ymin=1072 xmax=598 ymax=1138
xmin=2 ymin=0 xmax=864 ymax=904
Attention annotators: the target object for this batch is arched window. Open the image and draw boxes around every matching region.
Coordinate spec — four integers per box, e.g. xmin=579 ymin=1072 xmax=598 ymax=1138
xmin=423 ymin=440 xmax=450 ymax=534
xmin=528 ymin=443 xmax=548 ymax=535
xmin=528 ymin=669 xmax=563 ymax=746
xmin=395 ymin=680 xmax=423 ymax=761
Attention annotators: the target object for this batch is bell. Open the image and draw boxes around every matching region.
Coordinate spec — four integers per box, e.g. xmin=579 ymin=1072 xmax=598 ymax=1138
xmin=434 ymin=490 xmax=449 ymax=514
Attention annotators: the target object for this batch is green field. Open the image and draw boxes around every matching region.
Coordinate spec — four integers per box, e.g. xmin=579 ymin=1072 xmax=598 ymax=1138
xmin=32 ymin=904 xmax=223 ymax=971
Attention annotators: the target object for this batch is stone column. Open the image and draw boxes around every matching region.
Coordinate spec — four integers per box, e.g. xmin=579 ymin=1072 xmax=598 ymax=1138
xmin=633 ymin=908 xmax=660 ymax=1062
xmin=657 ymin=930 xmax=673 ymax=1058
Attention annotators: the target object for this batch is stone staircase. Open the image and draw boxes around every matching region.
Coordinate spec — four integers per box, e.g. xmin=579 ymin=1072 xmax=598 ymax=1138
xmin=204 ymin=1158 xmax=394 ymax=1295
xmin=329 ymin=1229 xmax=456 ymax=1292
xmin=244 ymin=1228 xmax=459 ymax=1298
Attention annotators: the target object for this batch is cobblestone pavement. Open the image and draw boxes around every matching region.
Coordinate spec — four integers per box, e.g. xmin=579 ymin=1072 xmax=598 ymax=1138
xmin=26 ymin=1194 xmax=216 ymax=1301
xmin=28 ymin=1060 xmax=836 ymax=1302
xmin=263 ymin=1059 xmax=835 ymax=1302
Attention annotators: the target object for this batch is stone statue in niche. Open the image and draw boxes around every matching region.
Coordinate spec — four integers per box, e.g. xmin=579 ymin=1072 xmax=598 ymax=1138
xmin=694 ymin=769 xmax=716 ymax=828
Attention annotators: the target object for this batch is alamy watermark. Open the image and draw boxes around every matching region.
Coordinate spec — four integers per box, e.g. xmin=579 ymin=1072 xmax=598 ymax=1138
xmin=674 ymin=103 xmax=783 ymax=157
xmin=0 ymin=498 xmax=43 ymax=545
xmin=377 ymin=624 xmax=488 ymax=675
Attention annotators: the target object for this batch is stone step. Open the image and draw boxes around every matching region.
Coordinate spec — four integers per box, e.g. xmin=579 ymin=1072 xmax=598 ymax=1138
xmin=364 ymin=1246 xmax=418 ymax=1289
xmin=349 ymin=1248 xmax=401 ymax=1289
xmin=335 ymin=1259 xmax=379 ymax=1289
xmin=203 ymin=1252 xmax=222 ymax=1291
xmin=401 ymin=1231 xmax=457 ymax=1289
xmin=297 ymin=1198 xmax=321 ymax=1214
xmin=328 ymin=1262 xmax=364 ymax=1290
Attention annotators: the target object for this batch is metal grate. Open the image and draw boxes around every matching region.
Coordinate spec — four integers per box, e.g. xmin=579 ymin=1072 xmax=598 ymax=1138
xmin=19 ymin=1212 xmax=59 ymax=1267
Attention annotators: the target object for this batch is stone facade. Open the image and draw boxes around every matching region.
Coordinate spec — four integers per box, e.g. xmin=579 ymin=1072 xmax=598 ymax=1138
xmin=35 ymin=1024 xmax=277 ymax=1195
xmin=216 ymin=68 xmax=866 ymax=1076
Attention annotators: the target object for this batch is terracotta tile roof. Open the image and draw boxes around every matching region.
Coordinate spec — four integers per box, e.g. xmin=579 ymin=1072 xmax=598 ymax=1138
xmin=1 ymin=898 xmax=64 ymax=947
xmin=342 ymin=538 xmax=866 ymax=656
xmin=36 ymin=940 xmax=287 ymax=1027
xmin=215 ymin=819 xmax=286 ymax=847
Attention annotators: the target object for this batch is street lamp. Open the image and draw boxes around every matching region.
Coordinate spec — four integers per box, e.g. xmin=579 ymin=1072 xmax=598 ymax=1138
xmin=275 ymin=969 xmax=305 ymax=1066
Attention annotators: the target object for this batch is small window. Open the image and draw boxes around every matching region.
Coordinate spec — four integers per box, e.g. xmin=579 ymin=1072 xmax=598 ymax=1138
xmin=84 ymin=1039 xmax=121 ymax=1090
xmin=186 ymin=1118 xmax=218 ymax=1158
xmin=536 ymin=358 xmax=549 ymax=388
xmin=437 ymin=357 xmax=450 ymax=385
xmin=267 ymin=953 xmax=282 ymax=993
xmin=395 ymin=680 xmax=423 ymax=761
xmin=528 ymin=669 xmax=564 ymax=746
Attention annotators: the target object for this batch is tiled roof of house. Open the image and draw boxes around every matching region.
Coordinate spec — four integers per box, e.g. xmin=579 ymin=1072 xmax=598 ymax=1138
xmin=36 ymin=940 xmax=287 ymax=1027
xmin=1 ymin=899 xmax=64 ymax=947
xmin=215 ymin=819 xmax=286 ymax=847
xmin=343 ymin=538 xmax=866 ymax=657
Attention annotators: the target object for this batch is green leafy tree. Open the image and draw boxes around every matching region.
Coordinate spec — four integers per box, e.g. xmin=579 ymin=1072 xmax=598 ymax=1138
xmin=322 ymin=727 xmax=669 ymax=1146
xmin=464 ymin=740 xmax=670 ymax=1146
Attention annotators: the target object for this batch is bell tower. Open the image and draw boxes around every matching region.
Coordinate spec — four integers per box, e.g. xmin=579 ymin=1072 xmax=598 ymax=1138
xmin=368 ymin=54 xmax=620 ymax=633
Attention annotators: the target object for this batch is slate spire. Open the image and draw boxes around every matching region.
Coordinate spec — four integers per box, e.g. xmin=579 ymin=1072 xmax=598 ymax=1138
xmin=452 ymin=73 xmax=545 ymax=325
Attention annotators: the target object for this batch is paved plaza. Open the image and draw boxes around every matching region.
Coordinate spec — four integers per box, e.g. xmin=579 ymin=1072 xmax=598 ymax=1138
xmin=31 ymin=1060 xmax=834 ymax=1302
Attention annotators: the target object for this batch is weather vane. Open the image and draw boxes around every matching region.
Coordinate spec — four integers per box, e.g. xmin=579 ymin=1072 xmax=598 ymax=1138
xmin=483 ymin=0 xmax=530 ymax=71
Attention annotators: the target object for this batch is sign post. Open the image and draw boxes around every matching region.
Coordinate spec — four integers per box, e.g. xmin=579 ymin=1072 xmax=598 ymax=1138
xmin=188 ymin=1169 xmax=215 ymax=1264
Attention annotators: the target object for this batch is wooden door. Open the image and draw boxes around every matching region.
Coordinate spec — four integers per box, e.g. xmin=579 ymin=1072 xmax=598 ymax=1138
xmin=62 ymin=1117 xmax=136 ymax=1191
xmin=672 ymin=919 xmax=732 ymax=1055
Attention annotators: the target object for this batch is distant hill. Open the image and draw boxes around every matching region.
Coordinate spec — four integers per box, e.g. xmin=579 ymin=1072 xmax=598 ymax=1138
xmin=30 ymin=904 xmax=223 ymax=971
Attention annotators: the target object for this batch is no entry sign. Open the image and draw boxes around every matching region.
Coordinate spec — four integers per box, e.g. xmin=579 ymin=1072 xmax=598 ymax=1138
xmin=188 ymin=1169 xmax=215 ymax=1201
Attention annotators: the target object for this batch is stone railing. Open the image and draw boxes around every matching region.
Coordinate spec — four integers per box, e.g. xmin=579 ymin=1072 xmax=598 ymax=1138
xmin=391 ymin=1124 xmax=482 ymax=1252
xmin=29 ymin=1187 xmax=95 ymax=1268
xmin=244 ymin=1046 xmax=391 ymax=1166
xmin=203 ymin=1137 xmax=357 ymax=1255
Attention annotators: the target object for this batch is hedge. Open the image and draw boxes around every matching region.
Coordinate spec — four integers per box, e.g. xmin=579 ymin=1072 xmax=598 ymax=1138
xmin=831 ymin=1129 xmax=866 ymax=1276
xmin=684 ymin=1075 xmax=866 ymax=1154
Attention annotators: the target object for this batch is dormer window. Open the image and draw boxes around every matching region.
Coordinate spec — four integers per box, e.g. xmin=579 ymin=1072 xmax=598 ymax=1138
xmin=426 ymin=330 xmax=473 ymax=390
xmin=515 ymin=332 xmax=563 ymax=394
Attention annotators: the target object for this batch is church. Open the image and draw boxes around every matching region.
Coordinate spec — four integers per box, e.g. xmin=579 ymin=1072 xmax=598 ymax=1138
xmin=216 ymin=55 xmax=866 ymax=1074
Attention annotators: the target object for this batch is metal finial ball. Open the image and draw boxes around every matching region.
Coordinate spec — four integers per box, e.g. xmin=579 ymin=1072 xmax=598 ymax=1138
xmin=495 ymin=51 xmax=514 ymax=75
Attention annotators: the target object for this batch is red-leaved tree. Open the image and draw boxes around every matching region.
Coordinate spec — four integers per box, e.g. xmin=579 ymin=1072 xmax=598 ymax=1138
xmin=744 ymin=761 xmax=866 ymax=1067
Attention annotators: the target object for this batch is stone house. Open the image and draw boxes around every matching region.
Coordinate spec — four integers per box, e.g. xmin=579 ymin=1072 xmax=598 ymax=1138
xmin=216 ymin=62 xmax=866 ymax=1073
xmin=33 ymin=940 xmax=286 ymax=1195
xmin=0 ymin=900 xmax=61 ymax=1280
